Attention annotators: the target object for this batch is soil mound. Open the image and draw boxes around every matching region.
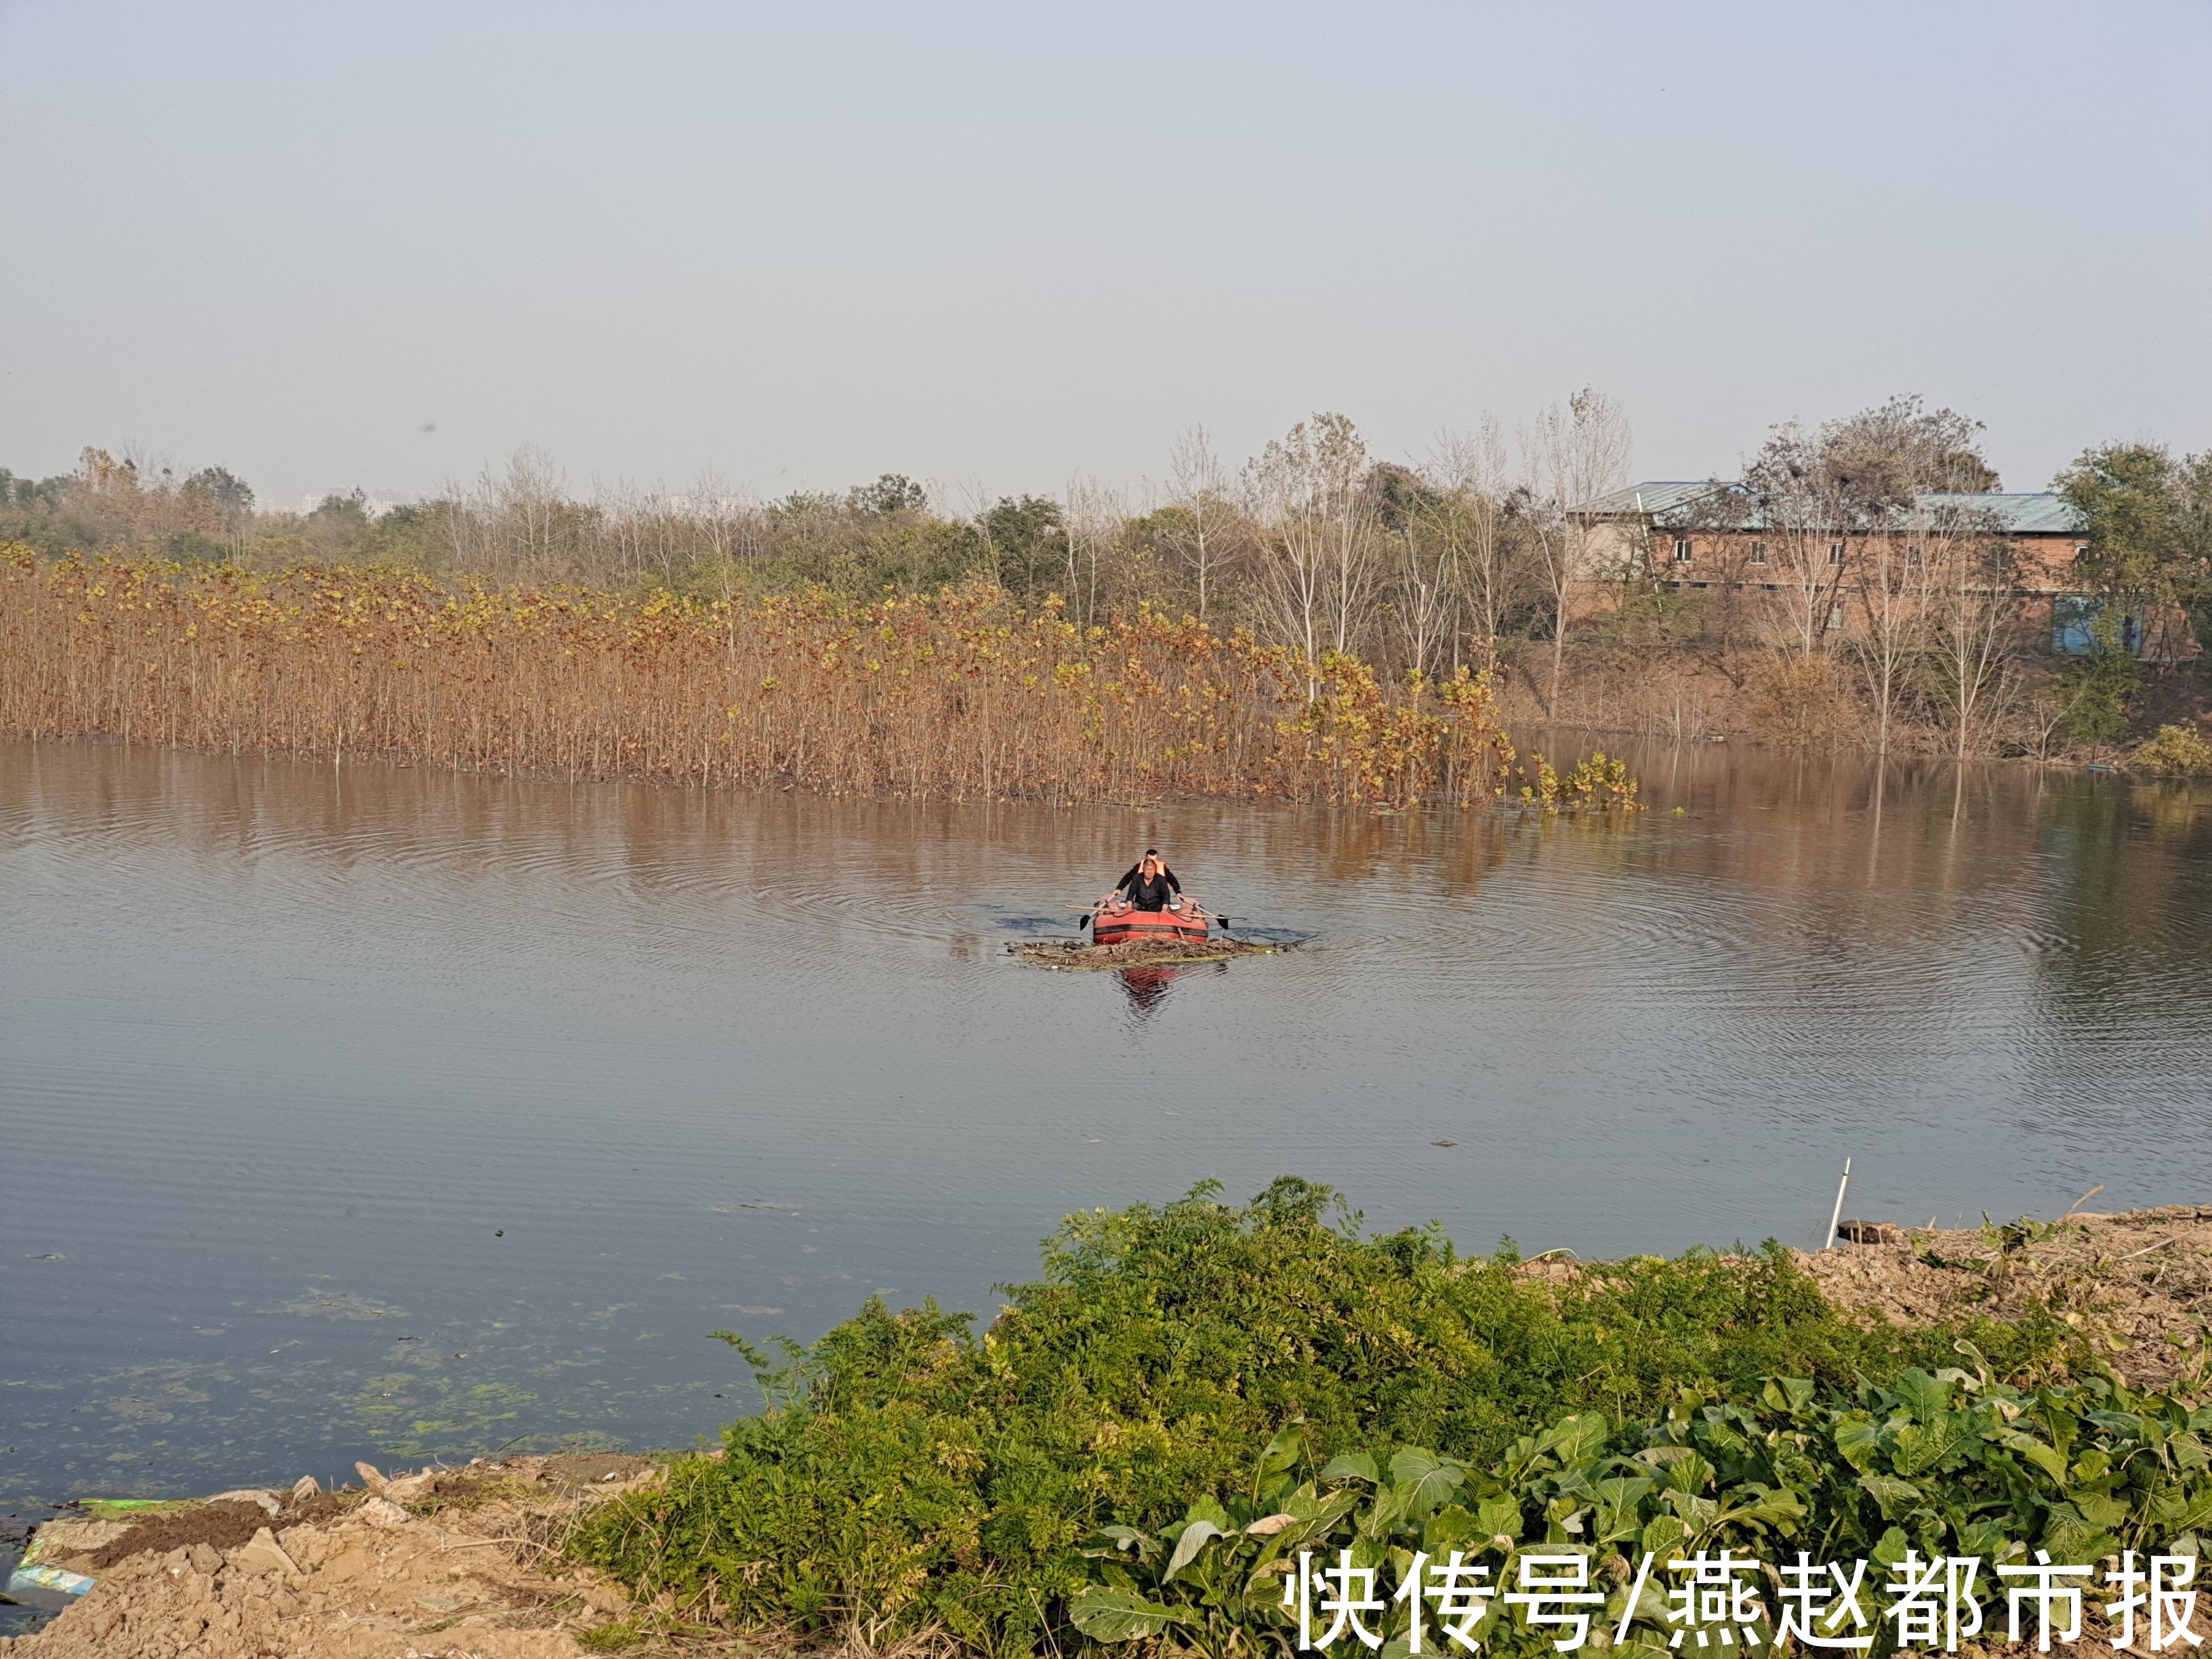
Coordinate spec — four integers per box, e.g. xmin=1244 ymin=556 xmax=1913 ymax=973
xmin=1797 ymin=1203 xmax=2212 ymax=1387
xmin=82 ymin=1494 xmax=352 ymax=1570
xmin=1 ymin=1457 xmax=676 ymax=1659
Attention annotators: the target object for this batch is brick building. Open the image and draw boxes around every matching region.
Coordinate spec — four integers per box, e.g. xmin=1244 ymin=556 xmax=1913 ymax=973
xmin=1568 ymin=483 xmax=2173 ymax=657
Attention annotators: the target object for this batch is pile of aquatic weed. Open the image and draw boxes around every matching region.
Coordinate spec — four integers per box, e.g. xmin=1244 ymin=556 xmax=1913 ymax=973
xmin=574 ymin=1178 xmax=2093 ymax=1652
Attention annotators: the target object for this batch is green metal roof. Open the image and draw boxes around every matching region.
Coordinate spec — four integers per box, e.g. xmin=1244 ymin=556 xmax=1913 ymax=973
xmin=1575 ymin=482 xmax=2083 ymax=535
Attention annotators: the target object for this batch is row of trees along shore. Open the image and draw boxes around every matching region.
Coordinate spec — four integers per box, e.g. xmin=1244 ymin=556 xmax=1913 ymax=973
xmin=3 ymin=393 xmax=2208 ymax=771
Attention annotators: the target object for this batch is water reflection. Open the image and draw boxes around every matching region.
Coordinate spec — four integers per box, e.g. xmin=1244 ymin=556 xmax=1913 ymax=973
xmin=3 ymin=735 xmax=2210 ymax=1511
xmin=1118 ymin=964 xmax=1181 ymax=1020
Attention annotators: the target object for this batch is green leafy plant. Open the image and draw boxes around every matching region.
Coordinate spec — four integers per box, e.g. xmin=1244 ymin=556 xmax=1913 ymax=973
xmin=2053 ymin=611 xmax=2142 ymax=747
xmin=1075 ymin=1366 xmax=2212 ymax=1658
xmin=2134 ymin=724 xmax=2212 ymax=777
xmin=573 ymin=1181 xmax=2087 ymax=1654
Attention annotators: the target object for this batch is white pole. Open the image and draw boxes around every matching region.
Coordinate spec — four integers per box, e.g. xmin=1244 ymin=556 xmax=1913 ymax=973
xmin=1823 ymin=1158 xmax=1852 ymax=1251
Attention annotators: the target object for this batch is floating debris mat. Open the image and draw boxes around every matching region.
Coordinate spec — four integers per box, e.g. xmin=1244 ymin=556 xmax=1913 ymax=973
xmin=1011 ymin=937 xmax=1291 ymax=970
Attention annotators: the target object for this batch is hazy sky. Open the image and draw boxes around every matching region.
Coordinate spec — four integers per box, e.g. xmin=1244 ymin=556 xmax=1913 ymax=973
xmin=3 ymin=1 xmax=2205 ymax=510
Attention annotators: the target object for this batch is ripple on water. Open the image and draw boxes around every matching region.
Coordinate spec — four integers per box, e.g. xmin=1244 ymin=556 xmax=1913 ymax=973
xmin=4 ymin=738 xmax=2212 ymax=1512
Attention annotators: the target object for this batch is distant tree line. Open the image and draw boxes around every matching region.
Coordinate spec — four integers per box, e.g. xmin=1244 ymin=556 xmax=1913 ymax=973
xmin=5 ymin=400 xmax=2207 ymax=757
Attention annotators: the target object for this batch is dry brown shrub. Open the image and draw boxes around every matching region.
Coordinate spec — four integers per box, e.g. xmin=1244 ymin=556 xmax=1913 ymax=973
xmin=0 ymin=548 xmax=1521 ymax=808
xmin=1744 ymin=654 xmax=1858 ymax=747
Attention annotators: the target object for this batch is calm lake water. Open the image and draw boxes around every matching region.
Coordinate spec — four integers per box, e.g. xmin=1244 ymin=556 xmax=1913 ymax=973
xmin=4 ymin=736 xmax=2211 ymax=1526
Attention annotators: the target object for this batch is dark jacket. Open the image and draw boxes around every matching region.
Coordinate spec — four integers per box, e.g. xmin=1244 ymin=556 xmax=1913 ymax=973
xmin=1115 ymin=863 xmax=1181 ymax=912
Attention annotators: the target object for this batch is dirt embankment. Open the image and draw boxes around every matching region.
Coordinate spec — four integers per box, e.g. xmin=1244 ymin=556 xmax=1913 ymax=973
xmin=1800 ymin=1204 xmax=2212 ymax=1387
xmin=1 ymin=1455 xmax=684 ymax=1659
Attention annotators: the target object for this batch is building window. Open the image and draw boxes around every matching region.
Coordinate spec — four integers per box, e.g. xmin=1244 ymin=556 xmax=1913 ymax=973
xmin=1748 ymin=539 xmax=1767 ymax=565
xmin=1827 ymin=540 xmax=1845 ymax=565
xmin=1673 ymin=536 xmax=1692 ymax=563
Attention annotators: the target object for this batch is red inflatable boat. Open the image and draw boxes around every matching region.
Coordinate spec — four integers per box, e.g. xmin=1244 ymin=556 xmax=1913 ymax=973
xmin=1090 ymin=893 xmax=1209 ymax=947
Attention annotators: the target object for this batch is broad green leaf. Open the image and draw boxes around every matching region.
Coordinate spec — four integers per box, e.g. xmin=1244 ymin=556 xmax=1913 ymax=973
xmin=1662 ymin=1490 xmax=1719 ymax=1537
xmin=1084 ymin=1524 xmax=1158 ymax=1561
xmin=1762 ymin=1377 xmax=1815 ymax=1414
xmin=2165 ymin=1488 xmax=2212 ymax=1535
xmin=1069 ymin=1587 xmax=1193 ymax=1642
xmin=1255 ymin=1420 xmax=1306 ymax=1485
xmin=1322 ymin=1452 xmax=1380 ymax=1486
xmin=1591 ymin=1476 xmax=1657 ymax=1544
xmin=1832 ymin=1414 xmax=1883 ymax=1471
xmin=1421 ymin=1503 xmax=1484 ymax=1555
xmin=1360 ymin=1483 xmax=1411 ymax=1540
xmin=1891 ymin=1412 xmax=1972 ymax=1476
xmin=1474 ymin=1493 xmax=1523 ymax=1550
xmin=1664 ymin=1450 xmax=1715 ymax=1495
xmin=2073 ymin=1492 xmax=2131 ymax=1529
xmin=1715 ymin=1483 xmax=1807 ymax=1533
xmin=1894 ymin=1370 xmax=1954 ymax=1424
xmin=1265 ymin=1488 xmax=1362 ymax=1555
xmin=1641 ymin=1513 xmax=1689 ymax=1561
xmin=1389 ymin=1449 xmax=1466 ymax=1519
xmin=1955 ymin=1519 xmax=2009 ymax=1561
xmin=1997 ymin=1431 xmax=2068 ymax=1483
xmin=1857 ymin=1473 xmax=1923 ymax=1518
xmin=1187 ymin=1494 xmax=1232 ymax=1531
xmin=1870 ymin=1526 xmax=1912 ymax=1573
xmin=2037 ymin=1502 xmax=2116 ymax=1566
xmin=1547 ymin=1412 xmax=1612 ymax=1467
xmin=1166 ymin=1519 xmax=1226 ymax=1580
xmin=2089 ymin=1411 xmax=2151 ymax=1443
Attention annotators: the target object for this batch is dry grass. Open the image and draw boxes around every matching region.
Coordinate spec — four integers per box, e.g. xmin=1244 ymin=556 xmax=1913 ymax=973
xmin=0 ymin=548 xmax=1534 ymax=808
xmin=1800 ymin=1204 xmax=2212 ymax=1388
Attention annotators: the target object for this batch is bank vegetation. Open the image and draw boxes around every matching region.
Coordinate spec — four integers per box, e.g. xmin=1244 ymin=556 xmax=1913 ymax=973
xmin=565 ymin=1179 xmax=2212 ymax=1657
xmin=0 ymin=547 xmax=1640 ymax=810
xmin=4 ymin=393 xmax=2207 ymax=768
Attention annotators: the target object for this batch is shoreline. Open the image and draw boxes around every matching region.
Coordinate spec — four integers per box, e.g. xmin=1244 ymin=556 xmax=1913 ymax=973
xmin=1 ymin=1455 xmax=672 ymax=1658
xmin=8 ymin=1202 xmax=2204 ymax=1656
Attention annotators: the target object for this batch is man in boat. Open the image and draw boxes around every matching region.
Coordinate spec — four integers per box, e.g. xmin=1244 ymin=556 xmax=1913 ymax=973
xmin=1113 ymin=849 xmax=1181 ymax=912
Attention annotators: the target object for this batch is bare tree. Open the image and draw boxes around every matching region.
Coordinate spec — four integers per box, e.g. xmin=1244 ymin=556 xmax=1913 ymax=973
xmin=1927 ymin=508 xmax=2020 ymax=762
xmin=1848 ymin=508 xmax=1936 ymax=756
xmin=1246 ymin=413 xmax=1378 ymax=689
xmin=1063 ymin=477 xmax=1127 ymax=630
xmin=1425 ymin=419 xmax=1527 ymax=672
xmin=1373 ymin=462 xmax=1465 ymax=680
xmin=1740 ymin=422 xmax=1858 ymax=661
xmin=1744 ymin=397 xmax=1997 ymax=668
xmin=1523 ymin=388 xmax=1633 ymax=721
xmin=1163 ymin=427 xmax=1237 ymax=625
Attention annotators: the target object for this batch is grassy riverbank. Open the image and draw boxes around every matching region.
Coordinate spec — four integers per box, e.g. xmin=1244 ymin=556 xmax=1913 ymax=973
xmin=0 ymin=548 xmax=1639 ymax=811
xmin=11 ymin=1185 xmax=2207 ymax=1657
xmin=571 ymin=1179 xmax=2211 ymax=1656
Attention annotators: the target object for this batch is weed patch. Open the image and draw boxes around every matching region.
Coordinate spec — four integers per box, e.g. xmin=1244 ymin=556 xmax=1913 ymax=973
xmin=574 ymin=1179 xmax=2102 ymax=1653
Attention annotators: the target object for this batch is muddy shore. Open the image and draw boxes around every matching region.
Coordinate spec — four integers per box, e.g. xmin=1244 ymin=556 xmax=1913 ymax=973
xmin=0 ymin=1455 xmax=679 ymax=1659
xmin=7 ymin=1204 xmax=2205 ymax=1658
